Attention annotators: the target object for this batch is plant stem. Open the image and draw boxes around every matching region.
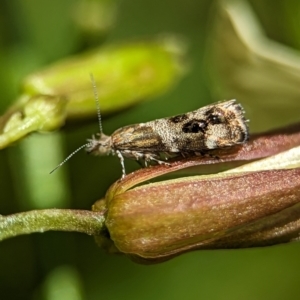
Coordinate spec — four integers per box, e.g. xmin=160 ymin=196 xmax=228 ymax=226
xmin=0 ymin=209 xmax=105 ymax=241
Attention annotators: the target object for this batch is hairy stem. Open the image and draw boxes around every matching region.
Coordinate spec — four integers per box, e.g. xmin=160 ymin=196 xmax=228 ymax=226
xmin=0 ymin=209 xmax=105 ymax=241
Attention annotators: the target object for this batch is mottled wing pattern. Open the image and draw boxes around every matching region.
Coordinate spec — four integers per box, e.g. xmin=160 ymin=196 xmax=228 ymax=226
xmin=111 ymin=100 xmax=248 ymax=153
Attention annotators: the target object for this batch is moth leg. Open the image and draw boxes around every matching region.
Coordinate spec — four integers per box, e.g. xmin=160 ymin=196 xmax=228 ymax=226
xmin=116 ymin=150 xmax=126 ymax=178
xmin=125 ymin=151 xmax=157 ymax=167
xmin=144 ymin=153 xmax=171 ymax=166
xmin=120 ymin=150 xmax=146 ymax=167
xmin=193 ymin=151 xmax=220 ymax=160
xmin=121 ymin=150 xmax=170 ymax=168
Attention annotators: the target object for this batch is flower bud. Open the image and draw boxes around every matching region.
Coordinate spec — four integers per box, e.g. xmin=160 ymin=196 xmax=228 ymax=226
xmin=21 ymin=37 xmax=187 ymax=120
xmin=94 ymin=168 xmax=300 ymax=264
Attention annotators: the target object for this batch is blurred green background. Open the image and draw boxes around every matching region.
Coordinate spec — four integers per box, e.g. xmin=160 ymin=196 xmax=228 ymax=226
xmin=1 ymin=0 xmax=300 ymax=299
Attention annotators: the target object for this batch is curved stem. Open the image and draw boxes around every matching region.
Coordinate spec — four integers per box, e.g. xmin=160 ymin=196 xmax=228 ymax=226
xmin=0 ymin=209 xmax=105 ymax=241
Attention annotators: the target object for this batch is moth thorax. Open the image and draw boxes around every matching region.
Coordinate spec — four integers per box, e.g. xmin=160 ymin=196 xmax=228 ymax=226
xmin=86 ymin=133 xmax=112 ymax=156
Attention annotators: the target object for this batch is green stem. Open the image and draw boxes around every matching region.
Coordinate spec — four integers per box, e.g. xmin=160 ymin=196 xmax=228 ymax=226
xmin=0 ymin=209 xmax=105 ymax=241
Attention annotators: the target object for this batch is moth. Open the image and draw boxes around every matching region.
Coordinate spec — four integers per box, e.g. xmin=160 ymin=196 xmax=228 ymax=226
xmin=51 ymin=78 xmax=249 ymax=178
xmin=86 ymin=99 xmax=248 ymax=176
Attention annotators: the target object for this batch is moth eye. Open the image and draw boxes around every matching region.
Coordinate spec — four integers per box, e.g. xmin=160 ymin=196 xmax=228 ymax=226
xmin=209 ymin=114 xmax=224 ymax=125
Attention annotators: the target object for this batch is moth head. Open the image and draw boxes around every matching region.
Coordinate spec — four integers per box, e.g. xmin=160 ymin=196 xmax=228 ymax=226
xmin=86 ymin=133 xmax=112 ymax=156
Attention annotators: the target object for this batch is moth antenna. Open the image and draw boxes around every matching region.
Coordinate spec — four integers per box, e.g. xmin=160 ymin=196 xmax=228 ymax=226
xmin=49 ymin=143 xmax=90 ymax=174
xmin=51 ymin=75 xmax=102 ymax=174
xmin=90 ymin=73 xmax=103 ymax=136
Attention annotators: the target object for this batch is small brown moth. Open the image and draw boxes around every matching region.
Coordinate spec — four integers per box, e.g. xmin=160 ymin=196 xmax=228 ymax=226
xmin=87 ymin=99 xmax=248 ymax=176
xmin=51 ymin=77 xmax=249 ymax=178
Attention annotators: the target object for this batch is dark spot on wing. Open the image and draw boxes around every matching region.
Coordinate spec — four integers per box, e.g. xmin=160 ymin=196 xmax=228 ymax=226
xmin=204 ymin=108 xmax=215 ymax=117
xmin=169 ymin=114 xmax=188 ymax=123
xmin=235 ymin=127 xmax=248 ymax=143
xmin=208 ymin=113 xmax=223 ymax=125
xmin=182 ymin=119 xmax=207 ymax=133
